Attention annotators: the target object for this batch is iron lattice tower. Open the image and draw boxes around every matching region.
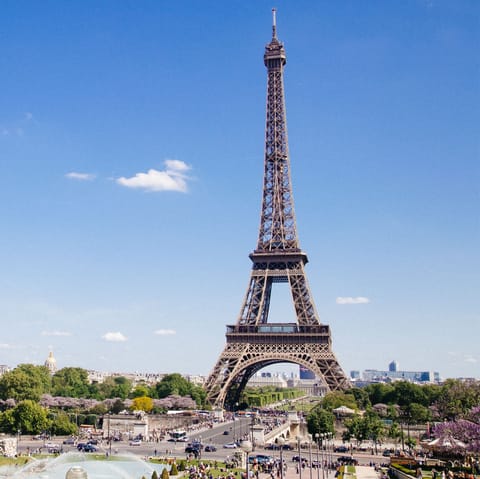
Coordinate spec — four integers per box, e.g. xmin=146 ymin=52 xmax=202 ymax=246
xmin=205 ymin=11 xmax=350 ymax=409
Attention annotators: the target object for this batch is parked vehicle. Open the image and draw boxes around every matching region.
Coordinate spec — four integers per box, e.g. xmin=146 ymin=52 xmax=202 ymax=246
xmin=223 ymin=442 xmax=237 ymax=449
xmin=204 ymin=445 xmax=217 ymax=452
xmin=129 ymin=439 xmax=142 ymax=446
xmin=334 ymin=445 xmax=349 ymax=452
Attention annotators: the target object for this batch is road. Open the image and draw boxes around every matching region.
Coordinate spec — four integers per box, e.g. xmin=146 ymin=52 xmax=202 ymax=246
xmin=17 ymin=424 xmax=392 ymax=470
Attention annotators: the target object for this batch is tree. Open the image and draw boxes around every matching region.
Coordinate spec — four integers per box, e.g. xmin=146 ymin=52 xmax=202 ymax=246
xmin=0 ymin=400 xmax=50 ymax=434
xmin=131 ymin=396 xmax=154 ymax=413
xmin=307 ymin=407 xmax=335 ymax=436
xmin=161 ymin=467 xmax=170 ymax=479
xmin=350 ymin=388 xmax=371 ymax=410
xmin=154 ymin=374 xmax=206 ymax=408
xmin=0 ymin=364 xmax=51 ymax=402
xmin=52 ymin=368 xmax=90 ymax=398
xmin=343 ymin=410 xmax=385 ymax=450
xmin=364 ymin=383 xmax=395 ymax=405
xmin=131 ymin=384 xmax=152 ymax=399
xmin=50 ymin=411 xmax=78 ymax=436
xmin=320 ymin=391 xmax=358 ymax=412
xmin=434 ymin=379 xmax=480 ymax=420
xmin=170 ymin=463 xmax=178 ymax=475
xmin=155 ymin=374 xmax=192 ymax=398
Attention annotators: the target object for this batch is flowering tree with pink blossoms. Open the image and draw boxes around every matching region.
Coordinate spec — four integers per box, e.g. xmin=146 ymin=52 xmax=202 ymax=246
xmin=432 ymin=407 xmax=480 ymax=454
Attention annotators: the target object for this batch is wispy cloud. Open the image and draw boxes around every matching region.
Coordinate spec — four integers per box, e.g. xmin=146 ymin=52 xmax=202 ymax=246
xmin=0 ymin=343 xmax=13 ymax=349
xmin=65 ymin=172 xmax=96 ymax=181
xmin=41 ymin=330 xmax=72 ymax=337
xmin=116 ymin=159 xmax=192 ymax=192
xmin=336 ymin=296 xmax=370 ymax=305
xmin=154 ymin=329 xmax=176 ymax=336
xmin=464 ymin=355 xmax=477 ymax=364
xmin=102 ymin=332 xmax=127 ymax=342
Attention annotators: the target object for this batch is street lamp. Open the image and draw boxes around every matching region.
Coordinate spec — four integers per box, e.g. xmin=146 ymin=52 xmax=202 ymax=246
xmin=320 ymin=434 xmax=326 ymax=479
xmin=308 ymin=440 xmax=313 ymax=479
xmin=107 ymin=414 xmax=112 ymax=457
xmin=296 ymin=436 xmax=303 ymax=479
xmin=276 ymin=437 xmax=285 ymax=479
xmin=315 ymin=433 xmax=320 ymax=479
xmin=240 ymin=439 xmax=253 ymax=479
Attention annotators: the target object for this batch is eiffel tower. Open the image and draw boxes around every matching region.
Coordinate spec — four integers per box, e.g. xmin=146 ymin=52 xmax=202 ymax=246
xmin=205 ymin=10 xmax=350 ymax=409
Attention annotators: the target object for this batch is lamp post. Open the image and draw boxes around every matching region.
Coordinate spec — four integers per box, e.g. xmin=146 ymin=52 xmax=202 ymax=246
xmin=308 ymin=440 xmax=313 ymax=479
xmin=276 ymin=437 xmax=285 ymax=479
xmin=297 ymin=436 xmax=302 ymax=479
xmin=320 ymin=434 xmax=326 ymax=479
xmin=315 ymin=434 xmax=320 ymax=479
xmin=240 ymin=440 xmax=253 ymax=479
xmin=107 ymin=414 xmax=112 ymax=457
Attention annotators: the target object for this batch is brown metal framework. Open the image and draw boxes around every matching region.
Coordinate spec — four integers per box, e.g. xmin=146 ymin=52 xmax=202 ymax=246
xmin=205 ymin=11 xmax=350 ymax=409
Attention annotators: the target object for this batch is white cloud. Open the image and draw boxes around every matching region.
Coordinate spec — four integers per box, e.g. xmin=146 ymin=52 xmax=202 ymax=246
xmin=464 ymin=355 xmax=477 ymax=364
xmin=116 ymin=159 xmax=191 ymax=192
xmin=102 ymin=332 xmax=127 ymax=342
xmin=65 ymin=172 xmax=96 ymax=181
xmin=41 ymin=330 xmax=72 ymax=337
xmin=154 ymin=329 xmax=176 ymax=336
xmin=0 ymin=343 xmax=13 ymax=349
xmin=336 ymin=296 xmax=370 ymax=305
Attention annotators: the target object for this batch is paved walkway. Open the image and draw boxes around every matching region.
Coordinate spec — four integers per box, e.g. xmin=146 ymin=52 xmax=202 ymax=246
xmin=279 ymin=464 xmax=381 ymax=479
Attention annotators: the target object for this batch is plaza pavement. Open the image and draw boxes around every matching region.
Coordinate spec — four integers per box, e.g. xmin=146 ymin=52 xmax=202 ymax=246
xmin=273 ymin=464 xmax=381 ymax=479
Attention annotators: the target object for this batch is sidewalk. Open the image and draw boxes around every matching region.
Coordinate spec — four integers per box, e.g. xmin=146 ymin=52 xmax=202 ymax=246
xmin=279 ymin=465 xmax=380 ymax=479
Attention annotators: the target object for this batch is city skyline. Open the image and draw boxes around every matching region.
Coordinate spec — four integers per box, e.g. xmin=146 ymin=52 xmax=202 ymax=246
xmin=1 ymin=2 xmax=478 ymax=380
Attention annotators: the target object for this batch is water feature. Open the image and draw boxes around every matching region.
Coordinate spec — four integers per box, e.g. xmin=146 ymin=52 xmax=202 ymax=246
xmin=0 ymin=451 xmax=170 ymax=478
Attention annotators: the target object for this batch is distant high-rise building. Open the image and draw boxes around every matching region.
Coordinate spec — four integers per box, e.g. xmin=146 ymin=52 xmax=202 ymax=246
xmin=389 ymin=360 xmax=398 ymax=372
xmin=350 ymin=370 xmax=361 ymax=379
xmin=44 ymin=351 xmax=57 ymax=375
xmin=299 ymin=365 xmax=316 ymax=380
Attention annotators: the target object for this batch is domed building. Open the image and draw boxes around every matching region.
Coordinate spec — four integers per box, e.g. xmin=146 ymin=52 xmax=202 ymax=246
xmin=44 ymin=351 xmax=57 ymax=375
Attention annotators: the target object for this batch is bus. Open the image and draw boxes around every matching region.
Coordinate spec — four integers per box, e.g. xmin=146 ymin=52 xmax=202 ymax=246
xmin=168 ymin=430 xmax=188 ymax=442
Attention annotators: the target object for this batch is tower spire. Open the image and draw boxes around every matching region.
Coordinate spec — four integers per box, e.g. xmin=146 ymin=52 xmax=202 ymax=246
xmin=272 ymin=8 xmax=277 ymax=39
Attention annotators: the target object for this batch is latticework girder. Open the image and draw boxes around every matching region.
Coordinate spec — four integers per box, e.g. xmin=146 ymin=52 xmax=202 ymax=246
xmin=205 ymin=11 xmax=350 ymax=409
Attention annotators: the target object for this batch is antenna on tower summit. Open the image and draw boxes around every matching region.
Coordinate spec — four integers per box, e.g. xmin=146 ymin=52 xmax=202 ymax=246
xmin=272 ymin=8 xmax=277 ymax=39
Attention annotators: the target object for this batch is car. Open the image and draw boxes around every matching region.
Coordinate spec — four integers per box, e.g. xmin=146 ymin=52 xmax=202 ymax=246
xmin=129 ymin=439 xmax=142 ymax=446
xmin=223 ymin=430 xmax=230 ymax=435
xmin=45 ymin=442 xmax=59 ymax=449
xmin=204 ymin=445 xmax=217 ymax=452
xmin=249 ymin=455 xmax=273 ymax=465
xmin=63 ymin=438 xmax=75 ymax=445
xmin=83 ymin=444 xmax=98 ymax=452
xmin=382 ymin=450 xmax=392 ymax=457
xmin=77 ymin=443 xmax=87 ymax=451
xmin=189 ymin=441 xmax=203 ymax=450
xmin=87 ymin=439 xmax=98 ymax=445
xmin=223 ymin=442 xmax=237 ymax=449
xmin=334 ymin=445 xmax=349 ymax=453
xmin=185 ymin=446 xmax=201 ymax=454
xmin=292 ymin=456 xmax=309 ymax=463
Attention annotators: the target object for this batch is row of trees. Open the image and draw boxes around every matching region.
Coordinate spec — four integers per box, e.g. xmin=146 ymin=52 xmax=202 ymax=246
xmin=241 ymin=386 xmax=303 ymax=408
xmin=0 ymin=365 xmax=207 ymax=407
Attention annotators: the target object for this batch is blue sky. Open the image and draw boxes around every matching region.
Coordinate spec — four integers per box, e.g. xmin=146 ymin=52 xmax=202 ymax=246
xmin=0 ymin=1 xmax=478 ymax=380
